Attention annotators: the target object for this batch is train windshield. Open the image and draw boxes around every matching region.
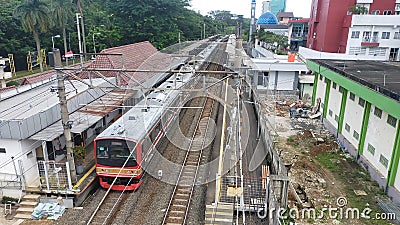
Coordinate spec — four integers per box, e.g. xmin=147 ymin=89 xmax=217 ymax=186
xmin=95 ymin=139 xmax=137 ymax=167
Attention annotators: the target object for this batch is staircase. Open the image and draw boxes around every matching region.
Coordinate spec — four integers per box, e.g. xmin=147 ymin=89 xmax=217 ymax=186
xmin=14 ymin=194 xmax=41 ymax=219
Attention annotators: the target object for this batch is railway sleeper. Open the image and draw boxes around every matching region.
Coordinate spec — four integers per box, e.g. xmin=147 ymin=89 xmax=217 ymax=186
xmin=176 ymin=187 xmax=191 ymax=193
xmin=165 ymin=216 xmax=184 ymax=223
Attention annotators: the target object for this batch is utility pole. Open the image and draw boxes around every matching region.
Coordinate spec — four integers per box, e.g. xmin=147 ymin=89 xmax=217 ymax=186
xmin=55 ymin=49 xmax=77 ymax=182
xmin=203 ymin=23 xmax=206 ymax=39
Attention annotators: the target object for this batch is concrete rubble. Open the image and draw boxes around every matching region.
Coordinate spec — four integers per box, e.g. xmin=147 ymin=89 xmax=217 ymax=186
xmin=31 ymin=202 xmax=66 ymax=220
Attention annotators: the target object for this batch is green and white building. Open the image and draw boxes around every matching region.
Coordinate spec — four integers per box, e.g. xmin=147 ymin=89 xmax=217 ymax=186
xmin=307 ymin=59 xmax=400 ymax=202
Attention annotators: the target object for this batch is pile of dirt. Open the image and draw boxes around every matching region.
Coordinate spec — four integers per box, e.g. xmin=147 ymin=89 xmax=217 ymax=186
xmin=275 ymin=115 xmax=391 ymax=225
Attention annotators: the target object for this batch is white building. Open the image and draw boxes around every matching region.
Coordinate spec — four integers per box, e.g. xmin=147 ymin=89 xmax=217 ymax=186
xmin=308 ymin=59 xmax=400 ymax=202
xmin=0 ymin=76 xmax=115 ymax=197
xmin=346 ymin=15 xmax=400 ymax=61
xmin=245 ymin=57 xmax=308 ymax=96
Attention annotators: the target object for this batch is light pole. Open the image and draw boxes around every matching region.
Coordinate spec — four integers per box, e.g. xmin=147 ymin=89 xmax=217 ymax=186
xmin=52 ymin=35 xmax=61 ymax=49
xmin=76 ymin=13 xmax=83 ymax=64
xmin=92 ymin=32 xmax=101 ymax=54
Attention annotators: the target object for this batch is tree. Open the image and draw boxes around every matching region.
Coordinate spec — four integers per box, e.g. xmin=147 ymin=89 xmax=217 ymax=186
xmin=51 ymin=0 xmax=76 ymax=60
xmin=349 ymin=5 xmax=368 ymax=15
xmin=14 ymin=0 xmax=51 ymax=72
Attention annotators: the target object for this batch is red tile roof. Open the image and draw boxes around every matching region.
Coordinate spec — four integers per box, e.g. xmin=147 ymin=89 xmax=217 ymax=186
xmin=78 ymin=41 xmax=177 ymax=87
xmin=21 ymin=70 xmax=55 ymax=85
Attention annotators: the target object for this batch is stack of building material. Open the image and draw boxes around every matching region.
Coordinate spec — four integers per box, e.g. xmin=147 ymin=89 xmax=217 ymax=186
xmin=31 ymin=202 xmax=66 ymax=220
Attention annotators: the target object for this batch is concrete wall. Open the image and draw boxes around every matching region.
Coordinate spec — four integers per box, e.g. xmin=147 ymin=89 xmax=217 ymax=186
xmin=276 ymin=71 xmax=296 ymax=90
xmin=342 ymin=93 xmax=364 ymax=149
xmin=315 ymin=74 xmax=327 ymax=112
xmin=314 ymin=71 xmax=400 ymax=201
xmin=0 ymin=139 xmax=22 ymax=179
xmin=20 ymin=139 xmax=41 ymax=185
xmin=364 ymin=107 xmax=397 ymax=180
xmin=325 ymin=82 xmax=342 ymax=131
xmin=299 ymin=46 xmax=387 ymax=61
xmin=0 ymin=139 xmax=41 ymax=188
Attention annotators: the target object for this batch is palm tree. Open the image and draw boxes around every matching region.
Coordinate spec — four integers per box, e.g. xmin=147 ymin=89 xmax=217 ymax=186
xmin=51 ymin=0 xmax=76 ymax=64
xmin=14 ymin=0 xmax=50 ymax=72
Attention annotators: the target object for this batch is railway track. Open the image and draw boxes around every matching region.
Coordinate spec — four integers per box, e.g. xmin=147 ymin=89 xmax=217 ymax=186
xmin=87 ymin=42 xmax=226 ymax=225
xmin=87 ymin=190 xmax=130 ymax=225
xmin=162 ymin=96 xmax=215 ymax=225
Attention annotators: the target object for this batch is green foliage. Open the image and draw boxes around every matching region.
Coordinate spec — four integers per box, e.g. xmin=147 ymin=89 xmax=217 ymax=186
xmin=2 ymin=0 xmax=248 ymax=72
xmin=316 ymin=152 xmax=340 ymax=171
xmin=287 ymin=136 xmax=294 ymax=142
xmin=6 ymin=80 xmax=20 ymax=87
xmin=349 ymin=5 xmax=368 ymax=15
xmin=258 ymin=30 xmax=289 ymax=53
xmin=73 ymin=145 xmax=86 ymax=160
xmin=2 ymin=196 xmax=18 ymax=204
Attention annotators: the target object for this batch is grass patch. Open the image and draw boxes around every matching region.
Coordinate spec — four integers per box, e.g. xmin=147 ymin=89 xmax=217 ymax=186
xmin=316 ymin=152 xmax=341 ymax=171
xmin=316 ymin=152 xmax=392 ymax=225
xmin=287 ymin=136 xmax=294 ymax=142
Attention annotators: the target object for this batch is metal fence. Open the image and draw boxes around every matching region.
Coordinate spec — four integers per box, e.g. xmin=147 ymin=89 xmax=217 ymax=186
xmin=0 ymin=172 xmax=22 ymax=190
xmin=38 ymin=161 xmax=72 ymax=192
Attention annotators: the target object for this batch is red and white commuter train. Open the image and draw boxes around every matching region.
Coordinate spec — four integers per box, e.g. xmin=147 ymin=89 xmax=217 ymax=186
xmin=94 ymin=38 xmax=222 ymax=190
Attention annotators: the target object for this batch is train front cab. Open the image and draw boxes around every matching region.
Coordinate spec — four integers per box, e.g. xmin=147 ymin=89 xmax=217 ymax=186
xmin=94 ymin=137 xmax=143 ymax=191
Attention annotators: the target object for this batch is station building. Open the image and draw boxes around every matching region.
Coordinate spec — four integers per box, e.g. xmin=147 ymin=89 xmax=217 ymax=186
xmin=0 ymin=41 xmax=186 ymax=198
xmin=307 ymin=59 xmax=400 ymax=202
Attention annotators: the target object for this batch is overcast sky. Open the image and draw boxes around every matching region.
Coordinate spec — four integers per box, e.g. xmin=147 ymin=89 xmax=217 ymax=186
xmin=190 ymin=0 xmax=313 ymax=18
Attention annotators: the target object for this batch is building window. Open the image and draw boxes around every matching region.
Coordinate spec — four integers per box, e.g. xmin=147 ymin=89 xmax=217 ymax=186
xmin=335 ymin=114 xmax=339 ymax=122
xmin=379 ymin=155 xmax=389 ymax=168
xmin=349 ymin=92 xmax=355 ymax=101
xmin=324 ymin=77 xmax=328 ymax=83
xmin=345 ymin=123 xmax=350 ymax=132
xmin=374 ymin=107 xmax=382 ymax=118
xmin=371 ymin=10 xmax=380 ymax=15
xmin=367 ymin=143 xmax=375 ymax=156
xmin=0 ymin=148 xmax=5 ymax=153
xmin=319 ymin=74 xmax=323 ymax=80
xmin=383 ymin=10 xmax=392 ymax=15
xmin=329 ymin=109 xmax=333 ymax=117
xmin=353 ymin=131 xmax=359 ymax=140
xmin=332 ymin=82 xmax=337 ymax=89
xmin=387 ymin=115 xmax=397 ymax=127
xmin=372 ymin=32 xmax=379 ymax=42
xmin=394 ymin=32 xmax=400 ymax=40
xmin=351 ymin=31 xmax=360 ymax=39
xmin=339 ymin=86 xmax=344 ymax=93
xmin=358 ymin=98 xmax=365 ymax=107
xmin=381 ymin=32 xmax=390 ymax=40
xmin=292 ymin=26 xmax=302 ymax=37
xmin=363 ymin=31 xmax=371 ymax=42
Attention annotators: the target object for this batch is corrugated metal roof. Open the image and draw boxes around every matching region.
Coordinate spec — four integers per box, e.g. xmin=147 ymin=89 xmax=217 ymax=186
xmin=77 ymin=90 xmax=133 ymax=116
xmin=29 ymin=90 xmax=133 ymax=141
xmin=0 ymin=79 xmax=106 ymax=120
xmin=29 ymin=112 xmax=103 ymax=141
